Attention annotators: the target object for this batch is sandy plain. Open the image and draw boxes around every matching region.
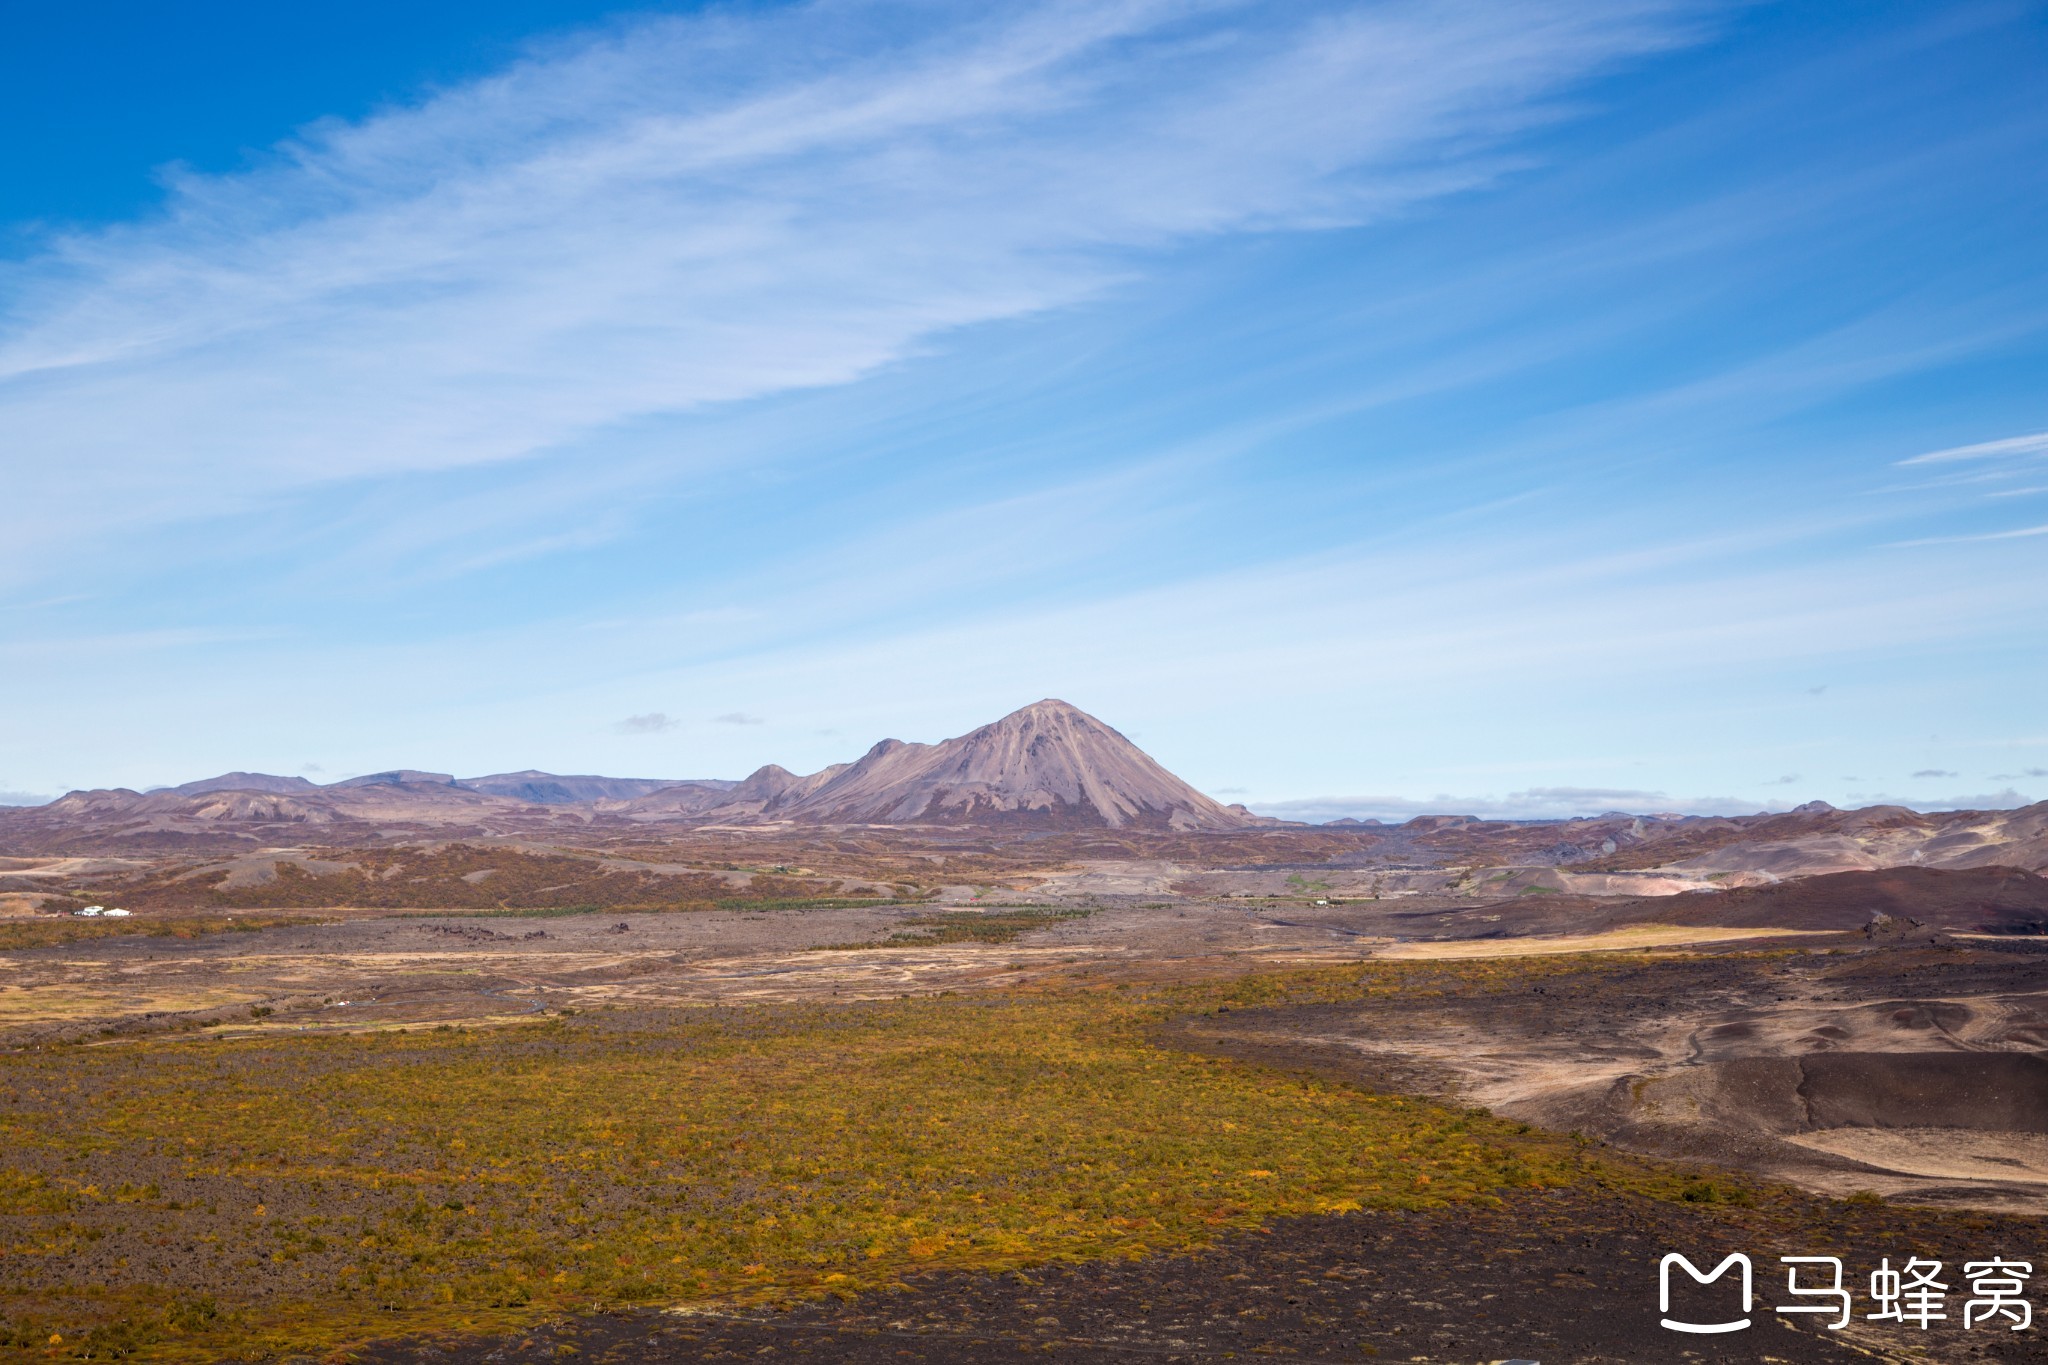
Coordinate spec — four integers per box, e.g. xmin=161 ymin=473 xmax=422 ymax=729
xmin=0 ymin=892 xmax=1841 ymax=1047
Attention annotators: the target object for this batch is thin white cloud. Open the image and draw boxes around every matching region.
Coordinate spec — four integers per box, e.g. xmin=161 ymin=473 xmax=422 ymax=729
xmin=0 ymin=0 xmax=1703 ymax=585
xmin=1846 ymin=787 xmax=2035 ymax=812
xmin=1512 ymin=786 xmax=1669 ymax=802
xmin=1889 ymin=522 xmax=2048 ymax=547
xmin=1255 ymin=779 xmax=2043 ymax=823
xmin=0 ymin=627 xmax=283 ymax=662
xmin=1896 ymin=430 xmax=2048 ymax=465
xmin=713 ymin=712 xmax=766 ymax=726
xmin=1250 ymin=788 xmax=1783 ymax=822
xmin=615 ymin=712 xmax=679 ymax=734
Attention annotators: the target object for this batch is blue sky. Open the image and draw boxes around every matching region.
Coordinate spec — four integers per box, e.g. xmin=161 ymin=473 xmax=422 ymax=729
xmin=2 ymin=0 xmax=2044 ymax=819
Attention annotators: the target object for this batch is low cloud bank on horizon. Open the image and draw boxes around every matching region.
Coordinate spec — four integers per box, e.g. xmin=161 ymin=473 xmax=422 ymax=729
xmin=1251 ymin=786 xmax=2041 ymax=824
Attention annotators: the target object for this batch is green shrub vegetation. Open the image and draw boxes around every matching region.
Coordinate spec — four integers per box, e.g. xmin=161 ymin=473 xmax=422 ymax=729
xmin=0 ymin=915 xmax=325 ymax=953
xmin=817 ymin=906 xmax=1091 ymax=949
xmin=57 ymin=846 xmax=866 ymax=915
xmin=0 ymin=958 xmax=1753 ymax=1362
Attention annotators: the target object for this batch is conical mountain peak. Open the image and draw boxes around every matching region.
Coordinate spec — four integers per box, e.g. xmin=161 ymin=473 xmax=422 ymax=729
xmin=754 ymin=700 xmax=1260 ymax=830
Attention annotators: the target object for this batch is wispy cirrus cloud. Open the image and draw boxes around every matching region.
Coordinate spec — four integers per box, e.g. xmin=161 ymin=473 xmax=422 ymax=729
xmin=0 ymin=0 xmax=1705 ymax=585
xmin=614 ymin=712 xmax=678 ymax=734
xmin=1897 ymin=430 xmax=2048 ymax=465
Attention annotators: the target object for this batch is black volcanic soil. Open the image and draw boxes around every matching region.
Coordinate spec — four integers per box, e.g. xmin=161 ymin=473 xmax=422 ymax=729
xmin=354 ymin=1186 xmax=2048 ymax=1364
xmin=1643 ymin=866 xmax=2048 ymax=934
xmin=1422 ymin=866 xmax=2048 ymax=943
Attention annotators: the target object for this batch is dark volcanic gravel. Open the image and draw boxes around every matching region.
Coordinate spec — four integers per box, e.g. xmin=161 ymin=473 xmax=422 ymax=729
xmin=352 ymin=1187 xmax=2048 ymax=1364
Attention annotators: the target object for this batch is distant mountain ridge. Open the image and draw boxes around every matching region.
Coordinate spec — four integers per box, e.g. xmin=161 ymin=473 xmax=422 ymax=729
xmin=8 ymin=701 xmax=1258 ymax=837
xmin=331 ymin=770 xmax=458 ymax=788
xmin=160 ymin=769 xmax=711 ymax=804
xmin=9 ymin=702 xmax=2044 ymax=873
xmin=168 ymin=772 xmax=320 ymax=796
xmin=458 ymin=771 xmax=718 ymax=804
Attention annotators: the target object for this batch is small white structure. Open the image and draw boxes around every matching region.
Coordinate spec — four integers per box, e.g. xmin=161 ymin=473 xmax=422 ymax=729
xmin=76 ymin=905 xmax=105 ymax=917
xmin=103 ymin=907 xmax=132 ymax=918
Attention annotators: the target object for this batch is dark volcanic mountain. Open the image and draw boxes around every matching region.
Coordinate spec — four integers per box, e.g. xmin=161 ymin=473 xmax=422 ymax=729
xmin=715 ymin=699 xmax=1263 ymax=830
xmin=332 ymin=770 xmax=459 ymax=788
xmin=167 ymin=772 xmax=320 ymax=796
xmin=459 ymin=771 xmax=705 ymax=804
